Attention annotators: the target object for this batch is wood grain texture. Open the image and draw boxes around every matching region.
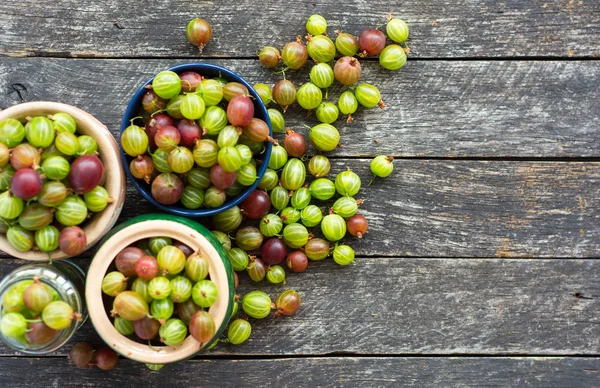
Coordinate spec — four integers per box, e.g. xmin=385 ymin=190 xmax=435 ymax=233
xmin=1 ymin=357 xmax=599 ymax=387
xmin=0 ymin=257 xmax=597 ymax=356
xmin=1 ymin=0 xmax=599 ymax=58
xmin=1 ymin=58 xmax=600 ymax=157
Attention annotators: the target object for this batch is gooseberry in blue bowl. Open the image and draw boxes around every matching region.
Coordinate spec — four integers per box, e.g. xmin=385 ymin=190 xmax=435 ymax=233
xmin=120 ymin=63 xmax=273 ymax=217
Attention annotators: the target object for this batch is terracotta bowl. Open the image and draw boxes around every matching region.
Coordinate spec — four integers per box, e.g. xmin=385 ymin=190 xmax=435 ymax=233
xmin=0 ymin=101 xmax=126 ymax=260
xmin=85 ymin=214 xmax=234 ymax=364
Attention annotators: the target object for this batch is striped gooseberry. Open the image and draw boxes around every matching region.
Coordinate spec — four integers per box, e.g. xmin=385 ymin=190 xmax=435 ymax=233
xmin=10 ymin=143 xmax=40 ymax=170
xmin=116 ymin=246 xmax=145 ymax=277
xmin=258 ymin=168 xmax=279 ymax=191
xmin=268 ymin=144 xmax=288 ymax=170
xmin=198 ymin=79 xmax=224 ymax=106
xmin=155 ymin=125 xmax=181 ymax=151
xmin=321 ymin=213 xmax=347 ymax=242
xmin=266 ymin=265 xmax=286 ymax=285
xmin=157 ymin=245 xmax=186 ymax=275
xmin=306 ymin=14 xmax=327 ymax=35
xmin=333 ymin=244 xmax=356 ymax=266
xmin=223 ymin=82 xmax=248 ymax=102
xmin=281 ymin=158 xmax=306 ymax=191
xmin=282 ymin=223 xmax=309 ymax=249
xmin=243 ymin=118 xmax=274 ymax=143
xmin=310 ymin=63 xmax=335 ymax=89
xmin=152 ymin=71 xmax=182 ymax=99
xmin=26 ymin=116 xmax=55 ymax=148
xmin=189 ymin=310 xmax=215 ymax=344
xmin=177 ymin=298 xmax=200 ymax=326
xmin=282 ymin=39 xmax=308 ymax=70
xmin=218 ymin=125 xmax=241 ymax=148
xmin=42 ymin=300 xmax=81 ymax=330
xmin=275 ymin=290 xmax=301 ymax=316
xmin=0 ymin=118 xmax=25 ymax=147
xmin=151 ymin=173 xmax=184 ymax=205
xmin=1 ymin=312 xmax=29 ymax=338
xmin=227 ymin=95 xmax=254 ymax=127
xmin=254 ymin=83 xmax=273 ymax=106
xmin=34 ymin=225 xmax=60 ymax=252
xmin=307 ymin=35 xmax=336 ymax=63
xmin=332 ymin=196 xmax=361 ymax=218
xmin=134 ymin=315 xmax=160 ymax=340
xmin=177 ymin=119 xmax=202 ymax=148
xmin=268 ymin=109 xmax=286 ymax=133
xmin=241 ymin=189 xmax=271 ymax=220
xmin=192 ymin=280 xmax=218 ymax=308
xmin=217 ymin=146 xmax=242 ymax=172
xmin=180 ymin=93 xmax=206 ymax=120
xmin=113 ymin=317 xmax=134 ymax=336
xmin=338 ymin=90 xmax=358 ymax=123
xmin=185 ymin=252 xmax=210 ymax=281
xmin=236 ymin=144 xmax=253 ymax=165
xmin=149 ymin=237 xmax=172 ymax=255
xmin=309 ymin=123 xmax=340 ymax=152
xmin=2 ymin=284 xmax=26 ymax=312
xmin=211 ymin=230 xmax=231 ymax=252
xmin=135 ymin=255 xmax=160 ymax=281
xmin=358 ymin=28 xmax=386 ymax=57
xmin=187 ymin=167 xmax=211 ymax=189
xmin=308 ymin=155 xmax=331 ymax=178
xmin=386 ymin=15 xmax=410 ymax=43
xmin=55 ymin=195 xmax=87 ymax=226
xmin=309 ymin=178 xmax=336 ymax=200
xmin=281 ymin=207 xmax=301 ymax=224
xmin=380 ymin=44 xmax=407 ymax=71
xmin=300 ymin=205 xmax=323 ymax=228
xmin=334 ymin=55 xmax=362 ymax=85
xmin=315 ymin=102 xmax=340 ymax=124
xmin=291 ymin=187 xmax=311 ymax=210
xmin=235 ymin=226 xmax=264 ymax=251
xmin=286 ymin=251 xmax=308 ymax=272
xmin=148 ymin=277 xmax=172 ymax=300
xmin=0 ymin=191 xmax=24 ymax=220
xmin=304 ymin=238 xmax=330 ymax=261
xmin=242 ymin=291 xmax=273 ymax=319
xmin=23 ymin=279 xmax=53 ymax=312
xmin=41 ymin=156 xmax=70 ymax=180
xmin=355 ymin=83 xmax=385 ymax=109
xmin=18 ymin=203 xmax=53 ymax=231
xmin=371 ymin=155 xmax=394 ymax=177
xmin=228 ymin=319 xmax=252 ymax=345
xmin=102 ymin=271 xmax=128 ymax=296
xmin=335 ymin=31 xmax=359 ymax=57
xmin=211 ymin=205 xmax=242 ymax=232
xmin=270 ymin=185 xmax=290 ymax=211
xmin=247 ymin=257 xmax=266 ymax=282
xmin=58 ymin=226 xmax=86 ymax=256
xmin=55 ymin=132 xmax=79 ymax=156
xmin=130 ymin=154 xmax=155 ymax=184
xmin=165 ymin=95 xmax=184 ymax=119
xmin=131 ymin=278 xmax=152 ymax=303
xmin=159 ymin=318 xmax=187 ymax=346
xmin=335 ymin=168 xmax=361 ymax=196
xmin=228 ymin=247 xmax=250 ymax=271
xmin=236 ymin=163 xmax=258 ymax=186
xmin=193 ymin=139 xmax=219 ymax=168
xmin=260 ymin=213 xmax=283 ymax=237
xmin=346 ymin=214 xmax=369 ymax=238
xmin=151 ymin=148 xmax=172 ymax=173
xmin=186 ymin=18 xmax=212 ymax=51
xmin=259 ymin=46 xmax=281 ymax=68
xmin=273 ymin=79 xmax=297 ymax=112
xmin=0 ymin=166 xmax=15 ymax=192
xmin=296 ymin=82 xmax=323 ymax=111
xmin=83 ymin=186 xmax=110 ymax=212
xmin=49 ymin=112 xmax=77 ymax=134
xmin=151 ymin=298 xmax=175 ymax=324
xmin=261 ymin=237 xmax=287 ymax=265
xmin=181 ymin=186 xmax=204 ymax=209
xmin=121 ymin=124 xmax=149 ymax=157
xmin=180 ymin=71 xmax=203 ymax=93
xmin=284 ymin=128 xmax=307 ymax=157
xmin=210 ymin=164 xmax=237 ymax=190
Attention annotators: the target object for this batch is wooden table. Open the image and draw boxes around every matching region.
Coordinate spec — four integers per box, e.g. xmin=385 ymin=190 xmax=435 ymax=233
xmin=1 ymin=1 xmax=599 ymax=386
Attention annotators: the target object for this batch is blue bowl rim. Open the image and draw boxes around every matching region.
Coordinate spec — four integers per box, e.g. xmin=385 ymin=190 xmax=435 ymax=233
xmin=120 ymin=62 xmax=273 ymax=218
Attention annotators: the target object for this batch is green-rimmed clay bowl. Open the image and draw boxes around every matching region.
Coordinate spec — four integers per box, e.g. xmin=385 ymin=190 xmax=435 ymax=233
xmin=85 ymin=213 xmax=234 ymax=364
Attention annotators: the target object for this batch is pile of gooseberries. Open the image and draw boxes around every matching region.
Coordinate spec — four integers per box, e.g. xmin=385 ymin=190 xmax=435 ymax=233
xmin=123 ymin=69 xmax=275 ymax=210
xmin=69 ymin=342 xmax=119 ymax=371
xmin=0 ymin=277 xmax=83 ymax=347
xmin=0 ymin=113 xmax=111 ymax=255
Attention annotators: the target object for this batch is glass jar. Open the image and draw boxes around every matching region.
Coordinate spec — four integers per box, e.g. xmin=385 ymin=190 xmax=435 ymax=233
xmin=0 ymin=260 xmax=87 ymax=354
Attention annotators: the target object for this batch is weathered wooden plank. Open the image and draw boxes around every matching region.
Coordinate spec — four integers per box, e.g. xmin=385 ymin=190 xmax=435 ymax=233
xmin=0 ymin=257 xmax=597 ymax=356
xmin=1 ymin=160 xmax=599 ymax=259
xmin=1 ymin=0 xmax=599 ymax=58
xmin=1 ymin=58 xmax=599 ymax=158
xmin=1 ymin=357 xmax=599 ymax=387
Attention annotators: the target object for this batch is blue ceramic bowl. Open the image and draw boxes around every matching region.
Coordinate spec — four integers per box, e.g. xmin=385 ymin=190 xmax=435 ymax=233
xmin=120 ymin=63 xmax=272 ymax=217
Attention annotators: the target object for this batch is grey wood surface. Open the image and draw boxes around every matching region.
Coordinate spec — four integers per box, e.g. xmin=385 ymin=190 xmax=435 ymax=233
xmin=1 ymin=0 xmax=599 ymax=58
xmin=1 ymin=58 xmax=600 ymax=158
xmin=1 ymin=356 xmax=599 ymax=387
xmin=0 ymin=256 xmax=597 ymax=356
